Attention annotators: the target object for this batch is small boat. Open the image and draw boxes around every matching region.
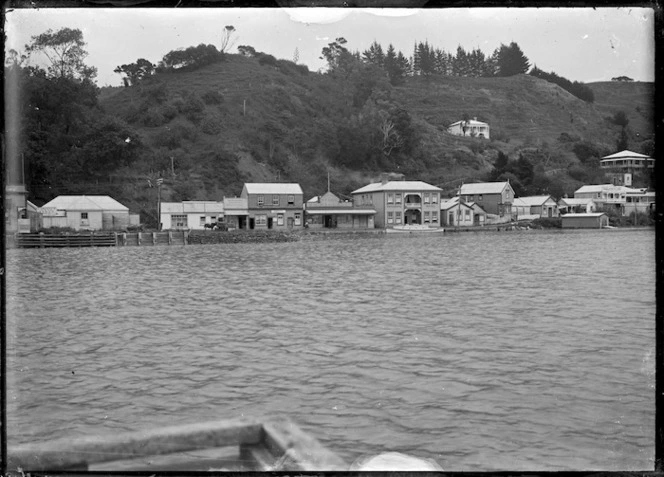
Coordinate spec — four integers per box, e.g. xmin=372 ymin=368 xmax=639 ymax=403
xmin=7 ymin=416 xmax=347 ymax=472
xmin=387 ymin=224 xmax=445 ymax=234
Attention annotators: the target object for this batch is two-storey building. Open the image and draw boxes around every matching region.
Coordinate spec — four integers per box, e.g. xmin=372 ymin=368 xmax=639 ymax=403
xmin=458 ymin=181 xmax=514 ymax=218
xmin=241 ymin=183 xmax=304 ymax=229
xmin=304 ymin=191 xmax=376 ymax=229
xmin=350 ymin=180 xmax=443 ymax=229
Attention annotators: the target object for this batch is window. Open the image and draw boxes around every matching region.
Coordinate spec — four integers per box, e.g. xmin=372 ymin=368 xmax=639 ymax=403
xmin=294 ymin=213 xmax=301 ymax=226
xmin=277 ymin=214 xmax=284 ymax=226
xmin=200 ymin=216 xmax=206 ymax=225
xmin=387 ymin=194 xmax=394 ymax=204
xmin=432 ymin=194 xmax=438 ymax=204
xmin=424 ymin=193 xmax=430 ymax=204
xmin=465 ymin=209 xmax=470 ymax=219
xmin=257 ymin=195 xmax=264 ymax=206
xmin=288 ymin=195 xmax=294 ymax=205
xmin=395 ymin=211 xmax=402 ymax=224
xmin=273 ymin=195 xmax=280 ymax=206
xmin=81 ymin=212 xmax=88 ymax=219
xmin=255 ymin=214 xmax=267 ymax=226
xmin=469 ymin=195 xmax=474 ymax=201
xmin=395 ymin=194 xmax=402 ymax=204
xmin=172 ymin=214 xmax=187 ymax=228
xmin=424 ymin=211 xmax=430 ymax=223
xmin=387 ymin=211 xmax=394 ymax=224
xmin=478 ymin=195 xmax=483 ymax=201
xmin=432 ymin=211 xmax=438 ymax=223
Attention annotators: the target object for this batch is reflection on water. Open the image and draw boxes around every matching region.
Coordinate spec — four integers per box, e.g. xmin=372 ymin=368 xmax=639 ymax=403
xmin=5 ymin=229 xmax=655 ymax=471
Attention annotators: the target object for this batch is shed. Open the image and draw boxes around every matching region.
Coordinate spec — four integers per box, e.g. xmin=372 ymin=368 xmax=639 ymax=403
xmin=41 ymin=195 xmax=130 ymax=231
xmin=561 ymin=213 xmax=609 ymax=229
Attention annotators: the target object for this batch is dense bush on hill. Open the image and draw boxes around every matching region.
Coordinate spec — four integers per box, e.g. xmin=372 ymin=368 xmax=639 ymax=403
xmin=11 ymin=27 xmax=655 ymax=225
xmin=530 ymin=66 xmax=595 ymax=103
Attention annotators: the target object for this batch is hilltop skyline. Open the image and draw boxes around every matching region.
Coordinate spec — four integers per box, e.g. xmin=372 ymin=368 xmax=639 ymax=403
xmin=4 ymin=7 xmax=655 ymax=87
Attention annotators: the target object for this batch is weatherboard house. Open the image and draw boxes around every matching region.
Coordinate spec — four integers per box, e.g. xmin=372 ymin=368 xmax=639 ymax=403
xmin=447 ymin=118 xmax=490 ymax=139
xmin=40 ymin=195 xmax=132 ymax=231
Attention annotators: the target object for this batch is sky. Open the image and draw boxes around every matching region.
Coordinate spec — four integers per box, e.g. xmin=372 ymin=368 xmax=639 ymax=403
xmin=4 ymin=6 xmax=655 ymax=87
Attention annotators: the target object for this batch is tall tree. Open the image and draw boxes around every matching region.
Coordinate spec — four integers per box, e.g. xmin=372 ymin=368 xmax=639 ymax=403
xmin=494 ymin=42 xmax=530 ymax=77
xmin=114 ymin=58 xmax=155 ymax=86
xmin=362 ymin=41 xmax=385 ymax=67
xmin=220 ymin=25 xmax=236 ymax=53
xmin=25 ymin=27 xmax=97 ymax=80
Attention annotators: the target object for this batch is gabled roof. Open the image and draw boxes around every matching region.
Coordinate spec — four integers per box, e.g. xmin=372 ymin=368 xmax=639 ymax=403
xmin=351 ymin=181 xmax=442 ymax=194
xmin=440 ymin=196 xmax=474 ymax=211
xmin=42 ymin=195 xmax=128 ymax=211
xmin=242 ymin=183 xmax=303 ymax=195
xmin=459 ymin=181 xmax=512 ymax=195
xmin=448 ymin=119 xmax=489 ymax=127
xmin=512 ymin=195 xmax=554 ymax=207
xmin=601 ymin=150 xmax=651 ymax=160
xmin=465 ymin=201 xmax=487 ymax=214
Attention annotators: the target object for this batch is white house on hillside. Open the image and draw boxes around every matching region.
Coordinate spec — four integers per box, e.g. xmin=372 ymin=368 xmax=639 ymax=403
xmin=447 ymin=118 xmax=490 ymax=139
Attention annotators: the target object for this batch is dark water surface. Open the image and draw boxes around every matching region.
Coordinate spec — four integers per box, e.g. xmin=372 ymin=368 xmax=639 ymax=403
xmin=5 ymin=228 xmax=655 ymax=471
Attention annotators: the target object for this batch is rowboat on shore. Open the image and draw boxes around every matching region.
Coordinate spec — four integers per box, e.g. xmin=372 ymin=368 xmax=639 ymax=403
xmin=7 ymin=416 xmax=347 ymax=472
xmin=387 ymin=224 xmax=445 ymax=234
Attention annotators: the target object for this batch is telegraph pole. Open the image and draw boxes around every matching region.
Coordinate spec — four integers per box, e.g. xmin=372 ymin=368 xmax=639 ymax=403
xmin=157 ymin=177 xmax=163 ymax=231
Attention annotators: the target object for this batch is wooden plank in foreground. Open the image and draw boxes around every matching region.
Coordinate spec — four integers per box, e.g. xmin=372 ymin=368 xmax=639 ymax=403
xmin=7 ymin=416 xmax=264 ymax=471
xmin=89 ymin=446 xmax=242 ymax=471
xmin=261 ymin=417 xmax=347 ymax=471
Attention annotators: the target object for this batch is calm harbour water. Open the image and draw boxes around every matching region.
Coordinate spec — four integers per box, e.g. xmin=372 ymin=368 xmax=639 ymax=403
xmin=5 ymin=228 xmax=656 ymax=471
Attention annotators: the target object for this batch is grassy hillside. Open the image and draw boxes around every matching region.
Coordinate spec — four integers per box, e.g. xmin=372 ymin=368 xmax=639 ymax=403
xmin=98 ymin=54 xmax=654 ymax=222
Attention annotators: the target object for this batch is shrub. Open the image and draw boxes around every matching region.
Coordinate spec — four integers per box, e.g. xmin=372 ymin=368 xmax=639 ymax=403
xmin=159 ymin=103 xmax=179 ymax=121
xmin=200 ymin=113 xmax=223 ymax=135
xmin=140 ymin=108 xmax=167 ymax=127
xmin=257 ymin=53 xmax=278 ymax=67
xmin=572 ymin=141 xmax=600 ymax=163
xmin=531 ymin=217 xmax=562 ymax=228
xmin=142 ymin=82 xmax=168 ymax=104
xmin=201 ymin=89 xmax=224 ymax=105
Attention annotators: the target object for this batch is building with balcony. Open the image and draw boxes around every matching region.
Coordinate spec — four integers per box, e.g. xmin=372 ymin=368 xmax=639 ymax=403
xmin=350 ymin=180 xmax=443 ymax=229
xmin=574 ymin=184 xmax=630 ymax=215
xmin=304 ymin=191 xmax=376 ymax=229
xmin=600 ymin=150 xmax=654 ymax=186
xmin=447 ymin=118 xmax=490 ymax=139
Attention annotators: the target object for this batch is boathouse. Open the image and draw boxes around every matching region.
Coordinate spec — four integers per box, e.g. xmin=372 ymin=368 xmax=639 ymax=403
xmin=561 ymin=212 xmax=609 ymax=229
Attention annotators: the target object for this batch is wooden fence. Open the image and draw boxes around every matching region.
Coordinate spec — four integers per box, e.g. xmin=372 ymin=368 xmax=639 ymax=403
xmin=15 ymin=233 xmax=118 ymax=248
xmin=13 ymin=231 xmax=190 ymax=248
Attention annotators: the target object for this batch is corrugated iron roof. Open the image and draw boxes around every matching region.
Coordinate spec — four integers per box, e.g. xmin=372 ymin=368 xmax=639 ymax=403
xmin=243 ymin=183 xmax=303 ymax=195
xmin=161 ymin=201 xmax=224 ymax=214
xmin=513 ymin=195 xmax=554 ymax=206
xmin=42 ymin=195 xmax=128 ymax=211
xmin=448 ymin=119 xmax=489 ymax=127
xmin=351 ymin=181 xmax=442 ymax=194
xmin=601 ymin=150 xmax=651 ymax=160
xmin=459 ymin=182 xmax=511 ymax=195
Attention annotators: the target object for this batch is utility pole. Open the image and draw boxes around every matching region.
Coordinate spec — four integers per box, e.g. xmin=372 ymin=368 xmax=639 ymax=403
xmin=157 ymin=177 xmax=163 ymax=231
